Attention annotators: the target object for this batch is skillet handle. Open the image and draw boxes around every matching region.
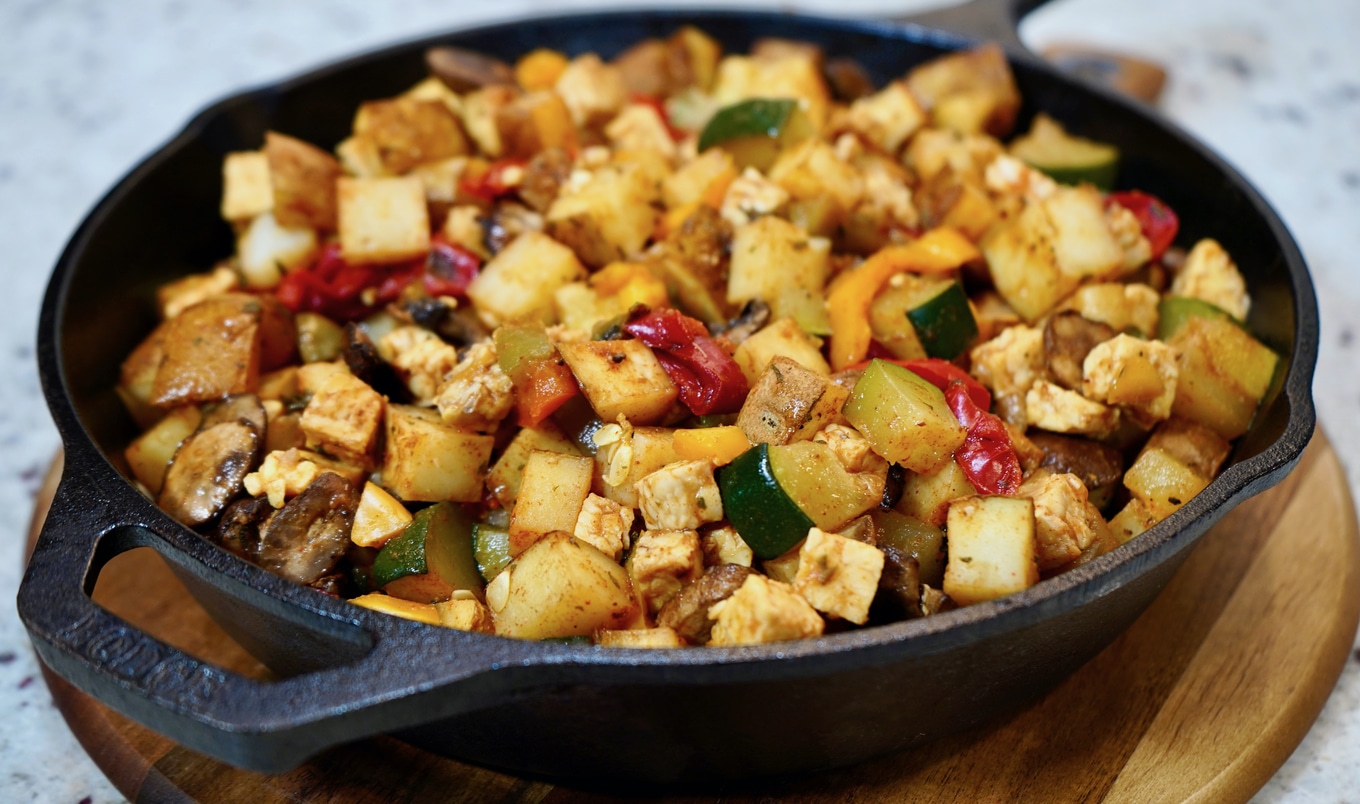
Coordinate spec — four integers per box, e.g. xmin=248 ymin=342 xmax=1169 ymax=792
xmin=892 ymin=0 xmax=1055 ymax=53
xmin=17 ymin=463 xmax=532 ymax=773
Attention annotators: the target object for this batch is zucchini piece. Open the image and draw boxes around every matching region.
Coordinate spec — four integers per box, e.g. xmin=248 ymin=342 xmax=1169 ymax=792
xmin=716 ymin=444 xmax=816 ymax=560
xmin=1009 ymin=113 xmax=1119 ymax=190
xmin=905 ymin=281 xmax=979 ymax=360
xmin=1156 ymin=294 xmax=1238 ymax=341
xmin=372 ymin=502 xmax=484 ymax=602
xmin=843 ymin=359 xmax=966 ymax=474
xmin=474 ymin=522 xmax=513 ymax=581
xmin=697 ymin=98 xmax=814 ymax=172
xmin=767 ymin=441 xmax=884 ymax=531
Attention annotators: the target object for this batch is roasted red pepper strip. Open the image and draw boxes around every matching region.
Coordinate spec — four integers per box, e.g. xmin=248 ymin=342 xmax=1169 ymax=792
xmin=623 ymin=308 xmax=749 ymax=416
xmin=1108 ymin=190 xmax=1179 ymax=260
xmin=946 ymin=382 xmax=1021 ymax=495
xmin=844 ymin=356 xmax=991 ymax=412
xmin=275 ymin=240 xmax=481 ymax=322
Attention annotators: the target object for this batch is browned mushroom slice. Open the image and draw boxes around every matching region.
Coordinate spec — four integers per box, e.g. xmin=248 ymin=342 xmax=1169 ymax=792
xmin=824 ymin=57 xmax=876 ymax=102
xmin=1043 ymin=311 xmax=1115 ymax=390
xmin=158 ymin=420 xmax=261 ymax=528
xmin=656 ymin=564 xmax=755 ymax=645
xmin=718 ymin=299 xmax=771 ymax=346
xmin=518 ymin=147 xmax=574 ymax=213
xmin=256 ymin=472 xmax=358 ymax=585
xmin=426 ymin=46 xmax=515 ymax=93
xmin=341 ymin=322 xmax=410 ymax=403
xmin=215 ymin=495 xmax=274 ymax=561
xmin=199 ymin=393 xmax=267 ymax=433
xmin=876 ymin=546 xmax=924 ymax=620
xmin=1027 ymin=431 xmax=1124 ymax=510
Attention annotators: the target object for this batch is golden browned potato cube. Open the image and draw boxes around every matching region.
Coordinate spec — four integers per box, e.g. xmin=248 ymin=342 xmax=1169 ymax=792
xmin=554 ymin=53 xmax=628 ymax=128
xmin=487 ymin=533 xmax=639 ymax=639
xmin=593 ymin=424 xmax=681 ymax=508
xmin=299 ymin=372 xmax=386 ymax=467
xmin=220 ymin=151 xmax=273 ymax=221
xmin=898 ymin=459 xmax=978 ymax=527
xmin=508 ymin=451 xmax=594 ymax=556
xmin=845 ymin=80 xmax=927 ymax=155
xmin=486 ymin=422 xmax=582 ymax=508
xmin=466 ymin=230 xmax=587 ymax=326
xmin=150 ymin=294 xmax=262 ymax=407
xmin=768 ymin=139 xmax=863 ymax=215
xmin=732 ymin=317 xmax=830 ymax=385
xmin=353 ymin=96 xmax=468 ymax=175
xmin=434 ymin=598 xmax=495 ymax=633
xmin=558 ymin=339 xmax=679 ymax=425
xmin=124 ymin=406 xmax=204 ymax=494
xmin=906 ymin=43 xmax=1020 ymax=137
xmin=942 ymin=495 xmax=1038 ymax=606
xmin=547 ymin=163 xmax=660 ymax=268
xmin=1143 ymin=417 xmax=1232 ymax=480
xmin=156 ymin=265 xmax=239 ymax=320
xmin=380 ymin=405 xmax=494 ymax=503
xmin=265 ymin=130 xmax=342 ymax=230
xmin=459 ymin=84 xmax=521 ymax=157
xmin=737 ymin=356 xmax=849 ymax=445
xmin=496 ymin=90 xmax=578 ymax=158
xmin=727 ymin=216 xmax=830 ymax=314
xmin=1122 ymin=447 xmax=1210 ymax=521
xmin=337 ymin=176 xmax=431 ymax=265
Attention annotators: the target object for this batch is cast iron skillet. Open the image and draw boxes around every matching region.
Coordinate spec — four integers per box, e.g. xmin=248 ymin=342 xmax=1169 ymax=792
xmin=20 ymin=0 xmax=1317 ymax=790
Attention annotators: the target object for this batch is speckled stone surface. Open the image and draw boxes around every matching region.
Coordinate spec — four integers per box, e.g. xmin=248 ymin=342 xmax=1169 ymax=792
xmin=2 ymin=0 xmax=1356 ymax=801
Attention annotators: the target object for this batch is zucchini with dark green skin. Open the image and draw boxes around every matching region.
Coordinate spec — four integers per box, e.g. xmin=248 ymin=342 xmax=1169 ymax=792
xmin=473 ymin=522 xmax=513 ymax=582
xmin=697 ymin=98 xmax=813 ymax=171
xmin=1157 ymin=294 xmax=1239 ymax=341
xmin=372 ymin=502 xmax=484 ymax=601
xmin=1009 ymin=113 xmax=1119 ymax=190
xmin=717 ymin=444 xmax=816 ymax=560
xmin=906 ymin=281 xmax=978 ymax=361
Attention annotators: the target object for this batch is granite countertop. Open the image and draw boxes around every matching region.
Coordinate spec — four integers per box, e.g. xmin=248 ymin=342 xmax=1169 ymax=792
xmin=2 ymin=0 xmax=1356 ymax=800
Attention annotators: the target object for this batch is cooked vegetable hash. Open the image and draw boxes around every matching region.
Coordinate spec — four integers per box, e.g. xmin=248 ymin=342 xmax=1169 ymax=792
xmin=117 ymin=29 xmax=1278 ymax=647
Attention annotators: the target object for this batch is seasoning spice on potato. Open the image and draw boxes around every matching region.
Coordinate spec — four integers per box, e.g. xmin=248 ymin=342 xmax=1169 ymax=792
xmin=117 ymin=28 xmax=1277 ymax=646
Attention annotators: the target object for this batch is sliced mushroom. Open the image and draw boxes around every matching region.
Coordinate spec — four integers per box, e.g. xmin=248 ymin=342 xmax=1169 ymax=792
xmin=158 ymin=419 xmax=261 ymax=528
xmin=825 ymin=56 xmax=876 ymax=102
xmin=342 ymin=323 xmax=411 ymax=403
xmin=876 ymin=546 xmax=924 ymax=620
xmin=518 ymin=147 xmax=574 ymax=213
xmin=718 ymin=299 xmax=770 ymax=345
xmin=425 ymin=46 xmax=515 ymax=93
xmin=1027 ymin=431 xmax=1124 ymax=510
xmin=215 ymin=495 xmax=274 ymax=561
xmin=481 ymin=202 xmax=544 ymax=255
xmin=1043 ymin=311 xmax=1115 ymax=390
xmin=199 ymin=393 xmax=267 ymax=433
xmin=256 ymin=472 xmax=358 ymax=585
xmin=656 ymin=564 xmax=755 ymax=645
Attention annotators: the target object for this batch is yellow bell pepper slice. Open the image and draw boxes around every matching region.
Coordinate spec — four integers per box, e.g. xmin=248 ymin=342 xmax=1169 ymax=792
xmin=827 ymin=228 xmax=980 ymax=370
xmin=673 ymin=425 xmax=753 ymax=466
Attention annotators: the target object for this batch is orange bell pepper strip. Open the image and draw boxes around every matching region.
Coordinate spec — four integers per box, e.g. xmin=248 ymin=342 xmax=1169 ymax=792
xmin=826 ymin=227 xmax=981 ymax=371
xmin=515 ymin=357 xmax=580 ymax=427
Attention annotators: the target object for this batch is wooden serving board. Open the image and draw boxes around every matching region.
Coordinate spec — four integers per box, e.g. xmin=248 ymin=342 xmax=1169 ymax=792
xmin=29 ymin=429 xmax=1360 ymax=803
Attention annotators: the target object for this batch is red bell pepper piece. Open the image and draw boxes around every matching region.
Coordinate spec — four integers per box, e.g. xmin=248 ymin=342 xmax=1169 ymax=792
xmin=515 ymin=357 xmax=580 ymax=427
xmin=423 ymin=240 xmax=481 ymax=297
xmin=623 ymin=309 xmax=749 ymax=416
xmin=1108 ymin=190 xmax=1179 ymax=260
xmin=946 ymin=382 xmax=1021 ymax=495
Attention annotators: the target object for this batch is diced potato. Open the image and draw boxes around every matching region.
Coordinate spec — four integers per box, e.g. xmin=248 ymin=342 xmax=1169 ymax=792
xmin=124 ymin=406 xmax=203 ymax=494
xmin=1167 ymin=316 xmax=1278 ymax=439
xmin=156 ymin=265 xmax=239 ymax=320
xmin=558 ymin=339 xmax=679 ymax=425
xmin=595 ymin=627 xmax=685 ymax=648
xmin=980 ymin=201 xmax=1074 ymax=322
xmin=1123 ymin=446 xmax=1210 ymax=521
xmin=711 ymin=54 xmax=830 ymax=130
xmin=295 ymin=360 xmax=351 ymax=395
xmin=1143 ymin=417 xmax=1232 ymax=480
xmin=906 ymin=43 xmax=1020 ymax=137
xmin=737 ymin=357 xmax=848 ymax=446
xmin=350 ymin=593 xmax=441 ymax=625
xmin=486 ymin=422 xmax=581 ymax=508
xmin=605 ymin=104 xmax=676 ymax=160
xmin=707 ymin=574 xmax=824 ymax=645
xmin=299 ymin=372 xmax=385 ymax=467
xmin=351 ymin=481 xmax=414 ymax=549
xmin=662 ymin=148 xmax=736 ymax=210
xmin=487 ymin=533 xmax=639 ymax=639
xmin=547 ymin=163 xmax=660 ymax=268
xmin=727 ymin=216 xmax=831 ymax=324
xmin=793 ymin=527 xmax=885 ymax=625
xmin=380 ymin=405 xmax=495 ymax=503
xmin=627 ymin=528 xmax=704 ymax=614
xmin=236 ymin=211 xmax=319 ymax=289
xmin=353 ymin=96 xmax=468 ymax=174
xmin=460 ymin=85 xmax=521 ymax=157
xmin=335 ymin=135 xmax=388 ymax=178
xmin=1043 ymin=185 xmax=1123 ymax=281
xmin=221 ymin=151 xmax=273 ymax=221
xmin=434 ymin=597 xmax=495 ymax=633
xmin=508 ymin=451 xmax=594 ymax=556
xmin=408 ymin=156 xmax=468 ymax=205
xmin=496 ymin=90 xmax=579 ymax=158
xmin=767 ymin=139 xmax=862 ymax=216
xmin=942 ymin=495 xmax=1038 ymax=606
xmin=1108 ymin=497 xmax=1158 ymax=544
xmin=150 ymin=293 xmax=262 ymax=407
xmin=118 ymin=320 xmax=171 ymax=428
xmin=401 ymin=75 xmax=464 ymax=116
xmin=898 ymin=459 xmax=978 ymax=527
xmin=467 ymin=230 xmax=587 ymax=326
xmin=732 ymin=317 xmax=830 ymax=384
xmin=336 ymin=176 xmax=431 ymax=265
xmin=265 ymin=131 xmax=342 ymax=230
xmin=845 ymin=80 xmax=927 ymax=155
xmin=554 ymin=53 xmax=628 ymax=128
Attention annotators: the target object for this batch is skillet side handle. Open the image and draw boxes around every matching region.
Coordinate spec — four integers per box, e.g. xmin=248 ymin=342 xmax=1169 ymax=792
xmin=16 ymin=467 xmax=524 ymax=773
xmin=893 ymin=0 xmax=1055 ymax=53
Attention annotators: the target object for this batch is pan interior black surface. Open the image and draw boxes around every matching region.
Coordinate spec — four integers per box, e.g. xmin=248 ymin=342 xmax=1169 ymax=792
xmin=25 ymin=5 xmax=1317 ymax=788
